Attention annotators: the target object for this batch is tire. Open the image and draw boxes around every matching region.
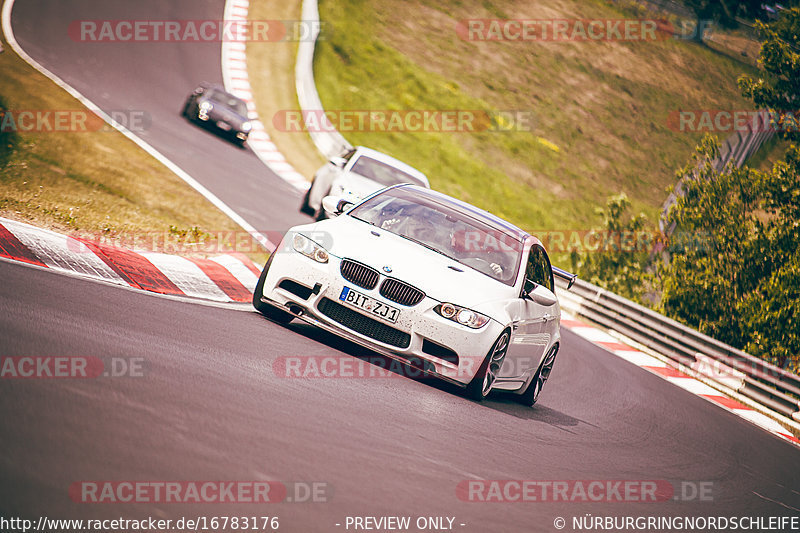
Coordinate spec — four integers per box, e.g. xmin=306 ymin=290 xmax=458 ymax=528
xmin=299 ymin=186 xmax=315 ymax=216
xmin=315 ymin=207 xmax=329 ymax=221
xmin=518 ymin=344 xmax=559 ymax=407
xmin=465 ymin=330 xmax=510 ymax=401
xmin=252 ymin=253 xmax=294 ymax=324
xmin=181 ymin=99 xmax=193 ymax=118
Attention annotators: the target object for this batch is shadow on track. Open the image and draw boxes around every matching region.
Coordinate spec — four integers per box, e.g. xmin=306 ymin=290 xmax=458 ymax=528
xmin=252 ymin=311 xmax=592 ymax=432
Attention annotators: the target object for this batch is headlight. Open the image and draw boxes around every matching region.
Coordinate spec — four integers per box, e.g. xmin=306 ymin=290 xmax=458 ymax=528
xmin=292 ymin=233 xmax=329 ymax=263
xmin=434 ymin=303 xmax=489 ymax=329
xmin=199 ymin=101 xmax=213 ymax=112
xmin=241 ymin=121 xmax=252 ymax=132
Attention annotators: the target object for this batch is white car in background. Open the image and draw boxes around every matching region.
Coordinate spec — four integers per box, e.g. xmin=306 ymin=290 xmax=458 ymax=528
xmin=300 ymin=146 xmax=430 ymax=220
xmin=257 ymin=184 xmax=576 ymax=404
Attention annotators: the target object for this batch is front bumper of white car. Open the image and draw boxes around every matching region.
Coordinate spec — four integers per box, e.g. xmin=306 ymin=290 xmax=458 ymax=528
xmin=258 ymin=243 xmax=509 ymax=387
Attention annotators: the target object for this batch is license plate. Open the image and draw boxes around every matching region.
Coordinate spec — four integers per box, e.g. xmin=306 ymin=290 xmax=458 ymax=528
xmin=339 ymin=286 xmax=400 ymax=323
xmin=217 ymin=121 xmax=232 ymax=131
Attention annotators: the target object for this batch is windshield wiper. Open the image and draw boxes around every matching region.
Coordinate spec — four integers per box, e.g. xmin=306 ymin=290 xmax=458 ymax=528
xmin=350 ymin=215 xmax=377 ymax=227
xmin=397 ymin=233 xmax=458 ymax=262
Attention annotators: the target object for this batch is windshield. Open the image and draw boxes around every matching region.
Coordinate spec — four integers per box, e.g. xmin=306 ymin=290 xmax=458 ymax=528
xmin=207 ymin=89 xmax=248 ymax=117
xmin=349 ymin=187 xmax=522 ymax=285
xmin=350 ymin=156 xmax=426 ymax=187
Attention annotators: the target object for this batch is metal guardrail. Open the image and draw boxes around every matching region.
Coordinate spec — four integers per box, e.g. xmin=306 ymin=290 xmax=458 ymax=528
xmin=556 ymin=277 xmax=800 ymax=421
xmin=660 ymin=111 xmax=776 ymax=234
xmin=297 ymin=0 xmax=799 ymax=425
xmin=296 ymin=0 xmax=353 ymax=160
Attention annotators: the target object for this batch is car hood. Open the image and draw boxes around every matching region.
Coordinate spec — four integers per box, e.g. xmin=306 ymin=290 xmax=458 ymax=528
xmin=300 ymin=216 xmax=517 ymax=311
xmin=334 ymin=173 xmax=387 ymax=201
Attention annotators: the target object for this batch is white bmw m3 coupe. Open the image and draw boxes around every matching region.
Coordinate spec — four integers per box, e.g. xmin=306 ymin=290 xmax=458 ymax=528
xmin=255 ymin=184 xmax=575 ymax=404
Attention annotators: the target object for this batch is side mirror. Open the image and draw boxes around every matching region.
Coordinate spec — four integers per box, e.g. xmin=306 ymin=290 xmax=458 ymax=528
xmin=523 ymin=281 xmax=557 ymax=306
xmin=329 ymin=156 xmax=347 ymax=168
xmin=321 ymin=196 xmax=354 ymax=217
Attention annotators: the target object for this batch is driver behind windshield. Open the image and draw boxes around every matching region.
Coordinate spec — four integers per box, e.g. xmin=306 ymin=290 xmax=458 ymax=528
xmin=371 ymin=197 xmax=515 ymax=283
xmin=450 ymin=227 xmax=515 ymax=282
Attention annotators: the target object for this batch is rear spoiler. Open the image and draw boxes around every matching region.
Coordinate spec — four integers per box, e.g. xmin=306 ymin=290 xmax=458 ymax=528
xmin=552 ymin=266 xmax=577 ymax=290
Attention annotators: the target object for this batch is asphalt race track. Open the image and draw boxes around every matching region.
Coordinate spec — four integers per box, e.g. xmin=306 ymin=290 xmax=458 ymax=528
xmin=2 ymin=0 xmax=800 ymax=531
xmin=9 ymin=0 xmax=308 ymax=234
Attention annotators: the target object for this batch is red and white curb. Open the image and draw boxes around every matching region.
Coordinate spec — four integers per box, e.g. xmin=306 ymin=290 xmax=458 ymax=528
xmin=222 ymin=0 xmax=310 ymax=191
xmin=561 ymin=313 xmax=800 ymax=448
xmin=0 ymin=218 xmax=260 ymax=303
xmin=4 ymin=217 xmax=798 ymax=447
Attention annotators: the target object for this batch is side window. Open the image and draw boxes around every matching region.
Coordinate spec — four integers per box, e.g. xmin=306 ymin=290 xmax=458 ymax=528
xmin=525 ymin=245 xmax=554 ymax=293
xmin=342 ymin=149 xmax=357 ymax=162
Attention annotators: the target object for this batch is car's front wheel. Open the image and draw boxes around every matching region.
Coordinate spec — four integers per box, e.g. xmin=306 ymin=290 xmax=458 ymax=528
xmin=181 ymin=99 xmax=194 ymax=119
xmin=465 ymin=330 xmax=510 ymax=401
xmin=299 ymin=186 xmax=315 ymax=216
xmin=253 ymin=253 xmax=294 ymax=324
xmin=518 ymin=344 xmax=559 ymax=406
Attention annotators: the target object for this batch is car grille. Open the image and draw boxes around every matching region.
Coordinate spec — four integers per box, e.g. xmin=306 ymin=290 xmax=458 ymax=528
xmin=340 ymin=259 xmax=380 ymax=290
xmin=379 ymin=278 xmax=425 ymax=306
xmin=317 ymin=298 xmax=411 ymax=349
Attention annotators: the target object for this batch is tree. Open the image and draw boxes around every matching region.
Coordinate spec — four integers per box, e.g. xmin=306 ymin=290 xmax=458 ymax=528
xmin=739 ymin=248 xmax=800 ymax=370
xmin=574 ymin=8 xmax=800 ymax=371
xmin=660 ymin=136 xmax=767 ymax=347
xmin=570 ymin=193 xmax=653 ymax=302
xmin=738 ymin=7 xmax=800 ymax=141
xmin=683 ymin=1 xmax=759 ymax=33
xmin=736 ymin=145 xmax=800 ymax=370
xmin=659 ymin=8 xmax=800 ymax=372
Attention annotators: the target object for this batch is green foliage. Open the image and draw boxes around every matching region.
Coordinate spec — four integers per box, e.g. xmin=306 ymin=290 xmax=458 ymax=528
xmin=587 ymin=8 xmax=800 ymax=373
xmin=739 ymin=248 xmax=800 ymax=370
xmin=660 ymin=135 xmax=763 ymax=346
xmin=314 ymin=0 xmax=758 ymax=238
xmin=660 ymin=138 xmax=800 ymax=371
xmin=570 ymin=193 xmax=654 ymax=302
xmin=738 ymin=8 xmax=800 ymax=142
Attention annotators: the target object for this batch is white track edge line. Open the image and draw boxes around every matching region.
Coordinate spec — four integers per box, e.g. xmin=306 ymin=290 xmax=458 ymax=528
xmin=221 ymin=0 xmax=310 ymax=192
xmin=1 ymin=0 xmax=275 ymax=253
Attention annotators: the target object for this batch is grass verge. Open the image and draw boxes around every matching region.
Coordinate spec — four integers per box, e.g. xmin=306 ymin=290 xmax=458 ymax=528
xmin=247 ymin=0 xmax=326 ymax=180
xmin=0 ymin=14 xmax=266 ymax=264
xmin=310 ymin=0 xmax=761 ymax=265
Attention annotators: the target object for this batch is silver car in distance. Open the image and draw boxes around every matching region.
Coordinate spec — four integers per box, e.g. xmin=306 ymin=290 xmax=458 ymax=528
xmin=300 ymin=146 xmax=430 ymax=220
xmin=255 ymin=184 xmax=575 ymax=404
